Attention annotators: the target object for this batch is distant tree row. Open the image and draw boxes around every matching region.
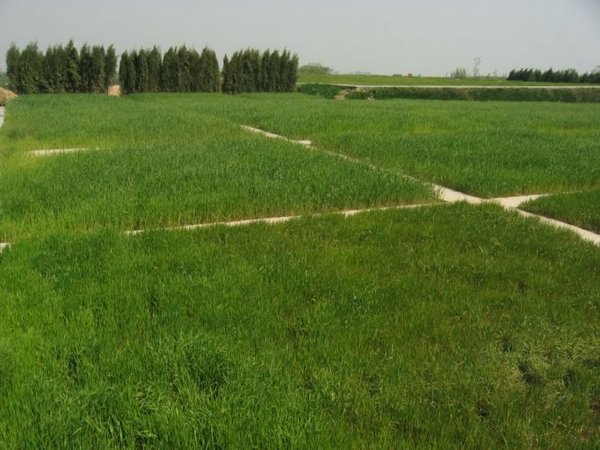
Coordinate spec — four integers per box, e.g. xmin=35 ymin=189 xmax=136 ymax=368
xmin=6 ymin=41 xmax=117 ymax=94
xmin=507 ymin=68 xmax=600 ymax=84
xmin=298 ymin=63 xmax=332 ymax=75
xmin=222 ymin=49 xmax=298 ymax=94
xmin=118 ymin=46 xmax=220 ymax=94
xmin=6 ymin=43 xmax=299 ymax=95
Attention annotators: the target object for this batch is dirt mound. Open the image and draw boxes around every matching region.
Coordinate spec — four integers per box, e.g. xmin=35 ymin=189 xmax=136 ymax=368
xmin=0 ymin=88 xmax=18 ymax=106
xmin=108 ymin=85 xmax=121 ymax=96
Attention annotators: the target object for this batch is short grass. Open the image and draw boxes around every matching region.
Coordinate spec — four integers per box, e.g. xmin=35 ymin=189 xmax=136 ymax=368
xmin=298 ymin=73 xmax=593 ymax=87
xmin=522 ymin=190 xmax=600 ymax=233
xmin=158 ymin=93 xmax=600 ymax=197
xmin=0 ymin=95 xmax=433 ymax=241
xmin=0 ymin=204 xmax=598 ymax=448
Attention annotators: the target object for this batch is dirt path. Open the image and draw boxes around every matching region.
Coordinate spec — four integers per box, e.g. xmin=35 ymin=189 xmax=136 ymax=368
xmin=1 ymin=122 xmax=598 ymax=252
xmin=239 ymin=125 xmax=600 ymax=246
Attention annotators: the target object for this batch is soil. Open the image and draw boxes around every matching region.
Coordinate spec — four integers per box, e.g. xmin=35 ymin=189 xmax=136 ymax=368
xmin=108 ymin=85 xmax=121 ymax=97
xmin=0 ymin=88 xmax=18 ymax=106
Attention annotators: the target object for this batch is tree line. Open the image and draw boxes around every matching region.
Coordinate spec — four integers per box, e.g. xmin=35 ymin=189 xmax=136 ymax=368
xmin=507 ymin=68 xmax=600 ymax=84
xmin=6 ymin=42 xmax=299 ymax=95
xmin=119 ymin=46 xmax=220 ymax=94
xmin=222 ymin=49 xmax=298 ymax=93
xmin=6 ymin=41 xmax=117 ymax=94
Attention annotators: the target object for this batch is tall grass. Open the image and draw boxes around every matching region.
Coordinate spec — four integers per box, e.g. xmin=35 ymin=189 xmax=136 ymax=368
xmin=0 ymin=204 xmax=598 ymax=447
xmin=0 ymin=95 xmax=433 ymax=240
xmin=162 ymin=93 xmax=600 ymax=197
xmin=522 ymin=189 xmax=600 ymax=233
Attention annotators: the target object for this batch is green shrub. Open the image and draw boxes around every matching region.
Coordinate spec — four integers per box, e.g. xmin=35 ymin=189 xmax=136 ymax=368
xmin=346 ymin=87 xmax=600 ymax=103
xmin=297 ymin=83 xmax=346 ymax=99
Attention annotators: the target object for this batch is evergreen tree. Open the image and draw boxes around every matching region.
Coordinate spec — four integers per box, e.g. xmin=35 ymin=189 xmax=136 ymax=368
xmin=260 ymin=50 xmax=270 ymax=91
xmin=18 ymin=43 xmax=43 ymax=94
xmin=79 ymin=44 xmax=94 ymax=92
xmin=268 ymin=51 xmax=281 ymax=92
xmin=126 ymin=51 xmax=138 ymax=93
xmin=135 ymin=49 xmax=150 ymax=92
xmin=148 ymin=46 xmax=162 ymax=92
xmin=161 ymin=47 xmax=178 ymax=92
xmin=119 ymin=51 xmax=129 ymax=93
xmin=104 ymin=45 xmax=117 ymax=90
xmin=176 ymin=46 xmax=192 ymax=92
xmin=91 ymin=46 xmax=106 ymax=93
xmin=189 ymin=48 xmax=202 ymax=92
xmin=65 ymin=40 xmax=81 ymax=93
xmin=42 ymin=46 xmax=67 ymax=93
xmin=192 ymin=47 xmax=220 ymax=92
xmin=222 ymin=55 xmax=231 ymax=93
xmin=6 ymin=44 xmax=21 ymax=93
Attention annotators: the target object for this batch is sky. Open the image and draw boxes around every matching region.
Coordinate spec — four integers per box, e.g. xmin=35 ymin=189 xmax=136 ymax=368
xmin=1 ymin=0 xmax=599 ymax=76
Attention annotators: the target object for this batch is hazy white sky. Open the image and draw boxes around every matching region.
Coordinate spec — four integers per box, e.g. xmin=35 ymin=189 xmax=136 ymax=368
xmin=1 ymin=0 xmax=599 ymax=76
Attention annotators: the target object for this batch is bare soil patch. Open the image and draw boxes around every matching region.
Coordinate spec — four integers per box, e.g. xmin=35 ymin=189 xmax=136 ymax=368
xmin=108 ymin=85 xmax=121 ymax=97
xmin=0 ymin=88 xmax=18 ymax=106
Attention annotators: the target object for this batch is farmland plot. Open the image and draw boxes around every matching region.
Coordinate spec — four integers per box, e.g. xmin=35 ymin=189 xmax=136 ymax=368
xmin=0 ymin=93 xmax=598 ymax=448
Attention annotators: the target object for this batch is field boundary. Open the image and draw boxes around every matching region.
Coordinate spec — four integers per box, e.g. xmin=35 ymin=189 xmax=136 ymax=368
xmin=0 ymin=112 xmax=597 ymax=250
xmin=239 ymin=125 xmax=600 ymax=246
xmin=125 ymin=203 xmax=438 ymax=236
xmin=1 ymin=194 xmax=599 ymax=252
xmin=299 ymin=82 xmax=600 ymax=90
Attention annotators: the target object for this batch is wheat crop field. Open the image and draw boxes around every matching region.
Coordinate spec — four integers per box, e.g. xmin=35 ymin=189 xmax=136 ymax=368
xmin=0 ymin=93 xmax=598 ymax=448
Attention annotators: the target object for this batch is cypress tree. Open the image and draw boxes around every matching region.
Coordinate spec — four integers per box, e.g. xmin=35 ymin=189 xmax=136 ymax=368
xmin=42 ymin=46 xmax=67 ymax=93
xmin=104 ymin=45 xmax=117 ymax=91
xmin=161 ymin=47 xmax=178 ymax=92
xmin=65 ymin=40 xmax=81 ymax=93
xmin=193 ymin=47 xmax=219 ymax=92
xmin=18 ymin=43 xmax=43 ymax=94
xmin=148 ymin=46 xmax=162 ymax=92
xmin=6 ymin=44 xmax=21 ymax=93
xmin=135 ymin=49 xmax=150 ymax=92
xmin=260 ymin=50 xmax=270 ymax=91
xmin=269 ymin=51 xmax=281 ymax=92
xmin=189 ymin=48 xmax=202 ymax=92
xmin=91 ymin=46 xmax=106 ymax=93
xmin=118 ymin=51 xmax=129 ymax=93
xmin=79 ymin=44 xmax=93 ymax=92
xmin=222 ymin=55 xmax=231 ymax=93
xmin=284 ymin=52 xmax=299 ymax=92
xmin=176 ymin=46 xmax=192 ymax=92
xmin=126 ymin=51 xmax=138 ymax=93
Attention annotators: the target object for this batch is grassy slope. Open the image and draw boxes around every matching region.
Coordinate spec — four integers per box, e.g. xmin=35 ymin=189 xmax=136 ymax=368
xmin=0 ymin=204 xmax=599 ymax=448
xmin=0 ymin=95 xmax=432 ymax=240
xmin=522 ymin=190 xmax=600 ymax=233
xmin=298 ymin=73 xmax=593 ymax=87
xmin=156 ymin=93 xmax=600 ymax=197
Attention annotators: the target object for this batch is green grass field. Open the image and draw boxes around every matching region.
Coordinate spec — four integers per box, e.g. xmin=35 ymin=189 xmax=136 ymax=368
xmin=298 ymin=73 xmax=594 ymax=87
xmin=522 ymin=190 xmax=600 ymax=233
xmin=0 ymin=95 xmax=432 ymax=240
xmin=148 ymin=93 xmax=600 ymax=197
xmin=1 ymin=205 xmax=599 ymax=448
xmin=0 ymin=93 xmax=598 ymax=448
